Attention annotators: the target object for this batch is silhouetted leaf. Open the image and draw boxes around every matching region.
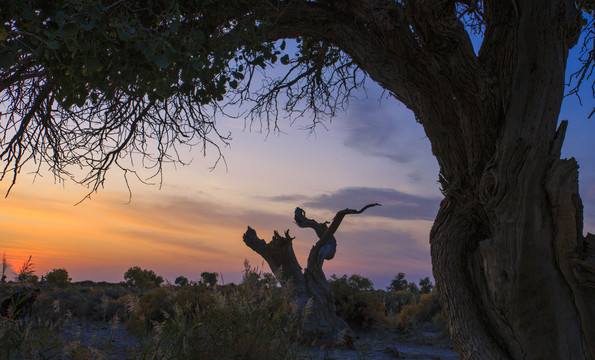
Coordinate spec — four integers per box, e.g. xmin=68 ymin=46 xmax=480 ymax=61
xmin=280 ymin=54 xmax=290 ymax=65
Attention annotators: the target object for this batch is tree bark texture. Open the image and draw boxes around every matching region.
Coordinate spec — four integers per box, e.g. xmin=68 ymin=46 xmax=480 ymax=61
xmin=243 ymin=204 xmax=379 ymax=347
xmin=256 ymin=0 xmax=593 ymax=358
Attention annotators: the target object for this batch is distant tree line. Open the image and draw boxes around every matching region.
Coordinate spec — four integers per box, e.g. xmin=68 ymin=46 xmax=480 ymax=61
xmin=387 ymin=272 xmax=434 ymax=294
xmin=0 ymin=255 xmax=72 ymax=288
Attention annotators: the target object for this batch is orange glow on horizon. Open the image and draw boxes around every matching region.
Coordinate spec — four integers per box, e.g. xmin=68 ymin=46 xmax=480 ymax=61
xmin=0 ymin=185 xmax=273 ymax=284
xmin=0 ymin=153 xmax=440 ymax=289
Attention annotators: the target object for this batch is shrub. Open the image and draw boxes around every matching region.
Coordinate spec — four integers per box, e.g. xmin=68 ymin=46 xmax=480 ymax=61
xmin=45 ymin=268 xmax=72 ymax=288
xmin=329 ymin=274 xmax=387 ymax=328
xmin=174 ymin=276 xmax=188 ymax=287
xmin=124 ymin=266 xmax=163 ymax=290
xmin=432 ymin=309 xmax=450 ymax=337
xmin=383 ymin=290 xmax=419 ymax=314
xmin=200 ymin=272 xmax=218 ymax=287
xmin=419 ymin=277 xmax=434 ymax=294
xmin=133 ymin=282 xmax=301 ymax=360
xmin=0 ymin=315 xmax=64 ymax=359
xmin=241 ymin=260 xmax=277 ymax=289
xmin=387 ymin=272 xmax=408 ymax=292
xmin=126 ymin=287 xmax=173 ymax=333
xmin=126 ymin=284 xmax=220 ymax=334
xmin=398 ymin=292 xmax=442 ymax=328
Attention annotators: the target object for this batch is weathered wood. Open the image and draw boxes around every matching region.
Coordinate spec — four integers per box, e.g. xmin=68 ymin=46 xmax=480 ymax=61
xmin=243 ymin=204 xmax=380 ymax=347
xmin=243 ymin=227 xmax=309 ymax=307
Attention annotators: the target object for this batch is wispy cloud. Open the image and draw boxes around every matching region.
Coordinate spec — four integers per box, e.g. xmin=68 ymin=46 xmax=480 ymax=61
xmin=339 ymin=97 xmax=428 ymax=165
xmin=301 ymin=187 xmax=440 ymax=221
xmin=0 ymin=183 xmax=437 ymax=288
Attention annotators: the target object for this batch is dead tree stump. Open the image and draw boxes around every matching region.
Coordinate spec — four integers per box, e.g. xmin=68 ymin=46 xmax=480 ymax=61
xmin=243 ymin=203 xmax=380 ymax=347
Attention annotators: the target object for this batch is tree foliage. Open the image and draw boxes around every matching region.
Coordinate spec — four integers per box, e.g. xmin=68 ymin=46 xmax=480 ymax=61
xmin=0 ymin=0 xmax=359 ymax=195
xmin=200 ymin=271 xmax=218 ymax=287
xmin=387 ymin=273 xmax=434 ymax=294
xmin=419 ymin=276 xmax=434 ymax=294
xmin=329 ymin=273 xmax=374 ymax=292
xmin=174 ymin=275 xmax=189 ymax=287
xmin=45 ymin=267 xmax=71 ymax=288
xmin=1 ymin=1 xmax=592 ymax=197
xmin=387 ymin=272 xmax=408 ymax=292
xmin=124 ymin=266 xmax=163 ymax=289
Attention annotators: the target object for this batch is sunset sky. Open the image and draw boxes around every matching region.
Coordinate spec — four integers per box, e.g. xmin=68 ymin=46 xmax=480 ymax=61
xmin=1 ymin=45 xmax=594 ymax=290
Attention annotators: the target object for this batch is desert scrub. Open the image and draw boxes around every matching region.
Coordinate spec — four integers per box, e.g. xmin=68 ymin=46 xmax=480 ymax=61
xmin=382 ymin=290 xmax=420 ymax=315
xmin=0 ymin=315 xmax=65 ymax=359
xmin=0 ymin=306 xmax=130 ymax=359
xmin=126 ymin=284 xmax=218 ymax=334
xmin=132 ymin=281 xmax=301 ymax=359
xmin=329 ymin=274 xmax=389 ymax=329
xmin=33 ymin=283 xmax=129 ymax=322
xmin=398 ymin=292 xmax=442 ymax=328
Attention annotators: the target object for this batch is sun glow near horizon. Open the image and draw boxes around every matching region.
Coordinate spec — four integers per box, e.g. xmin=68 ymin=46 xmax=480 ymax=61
xmin=0 ymin=170 xmax=438 ymax=288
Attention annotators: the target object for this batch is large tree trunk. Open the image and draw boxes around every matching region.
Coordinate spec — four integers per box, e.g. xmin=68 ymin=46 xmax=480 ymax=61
xmin=254 ymin=0 xmax=593 ymax=357
xmin=430 ymin=126 xmax=595 ymax=360
xmin=423 ymin=2 xmax=595 ymax=358
xmin=324 ymin=2 xmax=593 ymax=358
xmin=242 ymin=204 xmax=379 ymax=347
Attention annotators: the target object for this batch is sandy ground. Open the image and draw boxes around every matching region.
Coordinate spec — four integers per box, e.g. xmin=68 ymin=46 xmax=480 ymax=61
xmin=59 ymin=320 xmax=139 ymax=359
xmin=294 ymin=328 xmax=460 ymax=360
xmin=58 ymin=320 xmax=459 ymax=359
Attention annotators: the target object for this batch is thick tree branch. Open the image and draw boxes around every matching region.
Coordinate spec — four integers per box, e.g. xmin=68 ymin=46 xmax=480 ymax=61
xmin=242 ymin=226 xmax=302 ymax=277
xmin=242 ymin=226 xmax=309 ymax=304
xmin=318 ymin=203 xmax=381 ymax=247
xmin=295 ymin=203 xmax=380 ymax=269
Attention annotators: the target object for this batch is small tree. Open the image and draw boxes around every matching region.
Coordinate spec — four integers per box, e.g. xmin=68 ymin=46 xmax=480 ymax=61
xmin=16 ymin=256 xmax=37 ymax=284
xmin=174 ymin=275 xmax=189 ymax=287
xmin=329 ymin=274 xmax=374 ymax=292
xmin=387 ymin=272 xmax=408 ymax=292
xmin=328 ymin=273 xmax=381 ymax=329
xmin=347 ymin=274 xmax=374 ymax=291
xmin=419 ymin=277 xmax=434 ymax=294
xmin=45 ymin=268 xmax=72 ymax=288
xmin=407 ymin=282 xmax=420 ymax=294
xmin=200 ymin=271 xmax=218 ymax=287
xmin=124 ymin=266 xmax=163 ymax=290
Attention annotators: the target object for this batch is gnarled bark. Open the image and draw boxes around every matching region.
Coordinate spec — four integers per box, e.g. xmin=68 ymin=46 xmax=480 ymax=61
xmin=243 ymin=203 xmax=379 ymax=347
xmin=248 ymin=1 xmax=593 ymax=357
xmin=287 ymin=1 xmax=591 ymax=359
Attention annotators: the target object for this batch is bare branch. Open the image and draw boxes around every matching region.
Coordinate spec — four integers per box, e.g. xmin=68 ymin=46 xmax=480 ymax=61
xmin=295 ymin=203 xmax=381 ymax=268
xmin=568 ymin=16 xmax=595 ymax=117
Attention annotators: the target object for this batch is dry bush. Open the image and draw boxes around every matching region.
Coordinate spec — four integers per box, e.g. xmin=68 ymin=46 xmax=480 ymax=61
xmin=329 ymin=274 xmax=390 ymax=329
xmin=132 ymin=281 xmax=301 ymax=360
xmin=383 ymin=290 xmax=420 ymax=314
xmin=398 ymin=292 xmax=442 ymax=328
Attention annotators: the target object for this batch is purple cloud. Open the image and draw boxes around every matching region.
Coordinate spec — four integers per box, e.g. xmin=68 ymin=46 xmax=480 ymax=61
xmin=302 ymin=187 xmax=440 ymax=221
